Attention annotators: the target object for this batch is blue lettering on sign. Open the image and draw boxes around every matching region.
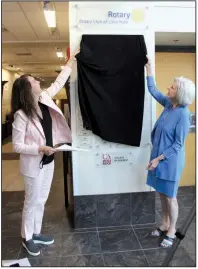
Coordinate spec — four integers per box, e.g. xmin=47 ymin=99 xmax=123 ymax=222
xmin=108 ymin=11 xmax=130 ymax=19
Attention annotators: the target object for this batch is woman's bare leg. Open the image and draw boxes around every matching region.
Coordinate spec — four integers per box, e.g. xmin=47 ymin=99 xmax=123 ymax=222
xmin=166 ymin=196 xmax=178 ymax=237
xmin=160 ymin=196 xmax=178 ymax=247
xmin=159 ymin=192 xmax=170 ymax=231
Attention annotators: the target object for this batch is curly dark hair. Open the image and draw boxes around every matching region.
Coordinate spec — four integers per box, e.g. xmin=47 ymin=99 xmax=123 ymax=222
xmin=11 ymin=74 xmax=37 ymax=119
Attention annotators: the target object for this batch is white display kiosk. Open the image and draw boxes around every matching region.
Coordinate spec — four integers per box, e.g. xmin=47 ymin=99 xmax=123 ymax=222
xmin=69 ymin=2 xmax=156 ymax=228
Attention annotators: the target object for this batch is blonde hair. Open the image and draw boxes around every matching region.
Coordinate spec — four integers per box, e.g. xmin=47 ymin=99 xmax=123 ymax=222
xmin=174 ymin=77 xmax=195 ymax=106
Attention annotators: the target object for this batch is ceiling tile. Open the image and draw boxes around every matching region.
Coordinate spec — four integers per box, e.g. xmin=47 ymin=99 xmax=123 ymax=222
xmin=56 ymin=12 xmax=69 ymax=40
xmin=23 ymin=11 xmax=51 ymax=40
xmin=18 ymin=1 xmax=42 ymax=12
xmin=2 ymin=32 xmax=18 ymax=41
xmin=2 ymin=11 xmax=38 ymax=41
xmin=54 ymin=2 xmax=68 ymax=12
xmin=2 ymin=2 xmax=21 ymax=12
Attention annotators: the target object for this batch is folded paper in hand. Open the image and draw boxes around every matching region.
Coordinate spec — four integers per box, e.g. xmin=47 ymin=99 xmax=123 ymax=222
xmin=55 ymin=144 xmax=90 ymax=152
xmin=2 ymin=258 xmax=31 ymax=267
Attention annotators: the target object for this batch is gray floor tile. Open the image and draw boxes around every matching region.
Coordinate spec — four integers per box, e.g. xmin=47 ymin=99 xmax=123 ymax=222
xmin=28 ymin=257 xmax=60 ymax=266
xmin=177 ymin=186 xmax=195 ymax=196
xmin=169 ymin=246 xmax=196 ymax=267
xmin=40 ymin=234 xmax=62 ymax=258
xmin=98 ymin=225 xmax=131 ymax=231
xmin=144 ymin=246 xmax=195 ymax=267
xmin=144 ymin=247 xmax=172 ymax=266
xmin=99 ymin=228 xmax=141 ymax=253
xmin=60 ymin=254 xmax=104 ymax=266
xmin=3 ymin=202 xmax=23 ymax=215
xmin=132 ymin=223 xmax=156 ymax=229
xmin=189 ymin=253 xmax=196 ymax=265
xmin=2 ymin=217 xmax=21 ymax=237
xmin=61 ymin=215 xmax=97 ymax=233
xmin=74 ymin=228 xmax=97 ymax=232
xmin=180 ymin=222 xmax=196 ymax=255
xmin=3 ymin=191 xmax=24 ymax=204
xmin=41 ymin=221 xmax=62 ymax=235
xmin=2 ymin=236 xmax=21 ymax=260
xmin=103 ymin=250 xmax=149 ymax=266
xmin=60 ymin=232 xmax=101 ymax=257
xmin=41 ymin=209 xmax=64 ymax=234
xmin=2 ymin=191 xmax=24 ymax=207
xmin=178 ymin=194 xmax=195 ymax=208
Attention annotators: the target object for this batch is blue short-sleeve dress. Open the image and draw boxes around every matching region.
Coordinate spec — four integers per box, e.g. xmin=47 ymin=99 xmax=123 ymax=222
xmin=146 ymin=76 xmax=190 ymax=198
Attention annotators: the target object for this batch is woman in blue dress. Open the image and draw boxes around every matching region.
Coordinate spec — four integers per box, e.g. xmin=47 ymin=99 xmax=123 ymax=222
xmin=145 ymin=56 xmax=195 ymax=248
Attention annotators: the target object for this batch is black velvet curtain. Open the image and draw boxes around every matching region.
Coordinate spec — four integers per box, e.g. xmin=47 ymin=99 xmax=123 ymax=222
xmin=76 ymin=34 xmax=147 ymax=147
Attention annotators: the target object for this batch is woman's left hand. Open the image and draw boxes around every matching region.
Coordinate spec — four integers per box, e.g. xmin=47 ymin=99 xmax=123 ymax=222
xmin=147 ymin=158 xmax=160 ymax=170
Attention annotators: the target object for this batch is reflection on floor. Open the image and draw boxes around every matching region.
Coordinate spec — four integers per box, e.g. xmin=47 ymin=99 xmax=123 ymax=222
xmin=2 ymin=138 xmax=196 ymax=266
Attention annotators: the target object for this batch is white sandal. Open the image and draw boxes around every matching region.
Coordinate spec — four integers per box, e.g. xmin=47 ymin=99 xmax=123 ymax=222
xmin=160 ymin=235 xmax=175 ymax=248
xmin=151 ymin=227 xmax=167 ymax=237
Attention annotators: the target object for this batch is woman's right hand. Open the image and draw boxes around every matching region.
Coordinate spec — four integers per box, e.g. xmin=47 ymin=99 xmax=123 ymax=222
xmin=145 ymin=55 xmax=152 ymax=76
xmin=39 ymin=146 xmax=55 ymax=156
xmin=145 ymin=55 xmax=151 ymax=68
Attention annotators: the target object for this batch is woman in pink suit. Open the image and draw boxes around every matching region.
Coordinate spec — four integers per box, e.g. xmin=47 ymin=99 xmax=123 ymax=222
xmin=11 ymin=52 xmax=77 ymax=256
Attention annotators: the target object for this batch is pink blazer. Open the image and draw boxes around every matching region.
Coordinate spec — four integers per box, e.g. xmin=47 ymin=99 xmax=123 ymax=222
xmin=12 ymin=66 xmax=72 ymax=178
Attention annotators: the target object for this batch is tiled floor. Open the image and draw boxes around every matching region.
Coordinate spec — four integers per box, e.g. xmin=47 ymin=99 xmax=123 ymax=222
xmin=2 ymin=139 xmax=196 ymax=267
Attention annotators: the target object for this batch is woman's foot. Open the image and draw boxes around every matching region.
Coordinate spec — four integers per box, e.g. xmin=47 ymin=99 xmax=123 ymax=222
xmin=33 ymin=234 xmax=54 ymax=245
xmin=151 ymin=224 xmax=169 ymax=237
xmin=22 ymin=239 xmax=41 ymax=256
xmin=160 ymin=228 xmax=176 ymax=248
xmin=160 ymin=235 xmax=175 ymax=248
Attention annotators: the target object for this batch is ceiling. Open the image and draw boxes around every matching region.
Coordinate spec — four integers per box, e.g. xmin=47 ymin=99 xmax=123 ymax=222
xmin=2 ymin=1 xmax=69 ymax=82
xmin=155 ymin=32 xmax=195 ymax=46
xmin=2 ymin=1 xmax=196 ymax=82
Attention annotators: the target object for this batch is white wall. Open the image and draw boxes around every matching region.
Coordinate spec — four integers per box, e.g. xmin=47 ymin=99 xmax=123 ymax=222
xmin=154 ymin=1 xmax=195 ymax=7
xmin=154 ymin=5 xmax=195 ymax=32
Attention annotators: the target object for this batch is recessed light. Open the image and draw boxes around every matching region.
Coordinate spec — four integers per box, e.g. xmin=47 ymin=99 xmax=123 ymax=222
xmin=56 ymin=51 xmax=63 ymax=58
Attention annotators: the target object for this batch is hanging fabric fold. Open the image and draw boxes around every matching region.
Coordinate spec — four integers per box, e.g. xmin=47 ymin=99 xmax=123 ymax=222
xmin=76 ymin=34 xmax=147 ymax=147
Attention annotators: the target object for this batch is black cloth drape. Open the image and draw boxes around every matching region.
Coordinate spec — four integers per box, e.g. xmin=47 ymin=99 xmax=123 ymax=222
xmin=76 ymin=34 xmax=147 ymax=147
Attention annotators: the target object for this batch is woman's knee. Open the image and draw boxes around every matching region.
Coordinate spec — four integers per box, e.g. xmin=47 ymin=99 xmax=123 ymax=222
xmin=24 ymin=191 xmax=40 ymax=208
